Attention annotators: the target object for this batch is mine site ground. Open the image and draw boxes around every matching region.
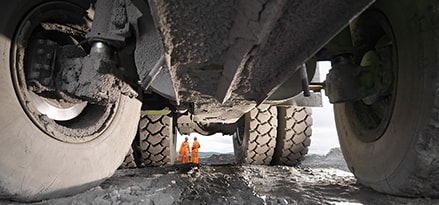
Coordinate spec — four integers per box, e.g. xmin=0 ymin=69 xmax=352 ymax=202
xmin=2 ymin=148 xmax=438 ymax=205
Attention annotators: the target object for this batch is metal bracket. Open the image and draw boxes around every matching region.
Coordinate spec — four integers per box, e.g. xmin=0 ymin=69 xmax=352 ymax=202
xmin=141 ymin=55 xmax=166 ymax=90
xmin=325 ymin=55 xmax=374 ymax=103
xmin=299 ymin=64 xmax=311 ymax=97
xmin=87 ymin=0 xmax=130 ymax=49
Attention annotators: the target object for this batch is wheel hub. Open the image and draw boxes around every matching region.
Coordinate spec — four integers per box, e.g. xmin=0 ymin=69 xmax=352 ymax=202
xmin=360 ymin=35 xmax=394 ymax=105
xmin=26 ymin=38 xmax=57 ymax=89
xmin=26 ymin=38 xmax=88 ymax=121
xmin=11 ymin=1 xmax=118 ymax=143
xmin=348 ymin=11 xmax=398 ymax=142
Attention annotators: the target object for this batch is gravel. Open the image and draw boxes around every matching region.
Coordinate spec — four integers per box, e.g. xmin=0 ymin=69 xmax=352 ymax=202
xmin=3 ymin=148 xmax=437 ymax=204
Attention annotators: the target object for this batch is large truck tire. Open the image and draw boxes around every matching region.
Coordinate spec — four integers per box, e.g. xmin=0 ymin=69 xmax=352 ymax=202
xmin=138 ymin=114 xmax=176 ymax=166
xmin=233 ymin=104 xmax=277 ymax=165
xmin=272 ymin=106 xmax=312 ymax=166
xmin=334 ymin=0 xmax=439 ymax=197
xmin=0 ymin=1 xmax=142 ymax=201
xmin=119 ymin=147 xmax=138 ymax=169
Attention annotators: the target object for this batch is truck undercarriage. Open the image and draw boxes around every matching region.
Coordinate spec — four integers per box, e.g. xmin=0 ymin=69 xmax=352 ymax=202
xmin=1 ymin=0 xmax=439 ymax=201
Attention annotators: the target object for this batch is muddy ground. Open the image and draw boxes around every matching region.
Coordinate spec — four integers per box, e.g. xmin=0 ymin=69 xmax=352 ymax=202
xmin=4 ymin=148 xmax=438 ymax=205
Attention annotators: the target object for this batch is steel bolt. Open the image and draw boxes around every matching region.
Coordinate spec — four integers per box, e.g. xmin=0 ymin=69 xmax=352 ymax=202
xmin=43 ymin=78 xmax=52 ymax=85
xmin=34 ymin=63 xmax=43 ymax=70
xmin=37 ymin=49 xmax=45 ymax=55
xmin=46 ymin=40 xmax=55 ymax=46
xmin=29 ymin=72 xmax=40 ymax=79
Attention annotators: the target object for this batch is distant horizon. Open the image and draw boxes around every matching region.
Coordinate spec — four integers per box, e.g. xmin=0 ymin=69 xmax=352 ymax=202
xmin=196 ymin=151 xmax=234 ymax=154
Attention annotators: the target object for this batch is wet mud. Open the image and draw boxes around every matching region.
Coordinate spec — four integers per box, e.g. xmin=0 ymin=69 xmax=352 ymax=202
xmin=3 ymin=148 xmax=438 ymax=205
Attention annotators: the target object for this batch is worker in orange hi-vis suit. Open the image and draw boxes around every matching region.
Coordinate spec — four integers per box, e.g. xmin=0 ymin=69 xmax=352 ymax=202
xmin=179 ymin=137 xmax=190 ymax=164
xmin=191 ymin=137 xmax=201 ymax=164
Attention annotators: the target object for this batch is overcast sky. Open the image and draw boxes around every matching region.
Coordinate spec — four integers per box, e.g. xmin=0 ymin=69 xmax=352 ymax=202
xmin=176 ymin=62 xmax=339 ymax=155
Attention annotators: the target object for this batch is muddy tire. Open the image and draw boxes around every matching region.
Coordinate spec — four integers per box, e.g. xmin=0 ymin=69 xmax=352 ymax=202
xmin=272 ymin=106 xmax=312 ymax=166
xmin=138 ymin=114 xmax=176 ymax=166
xmin=233 ymin=104 xmax=277 ymax=165
xmin=335 ymin=0 xmax=439 ymax=197
xmin=0 ymin=1 xmax=142 ymax=201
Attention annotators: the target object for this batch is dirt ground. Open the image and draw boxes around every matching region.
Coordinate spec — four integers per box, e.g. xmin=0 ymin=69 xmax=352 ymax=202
xmin=3 ymin=148 xmax=438 ymax=205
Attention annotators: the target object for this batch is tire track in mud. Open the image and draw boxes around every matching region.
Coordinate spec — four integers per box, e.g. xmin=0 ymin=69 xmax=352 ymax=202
xmin=179 ymin=165 xmax=263 ymax=204
xmin=242 ymin=165 xmax=359 ymax=204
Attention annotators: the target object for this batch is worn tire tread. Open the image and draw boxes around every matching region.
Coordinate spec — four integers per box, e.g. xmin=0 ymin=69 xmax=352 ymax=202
xmin=138 ymin=114 xmax=174 ymax=166
xmin=272 ymin=106 xmax=312 ymax=166
xmin=245 ymin=104 xmax=278 ymax=165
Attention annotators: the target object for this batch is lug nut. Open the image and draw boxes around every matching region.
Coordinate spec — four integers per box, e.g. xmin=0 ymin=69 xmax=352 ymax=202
xmin=46 ymin=40 xmax=55 ymax=46
xmin=43 ymin=78 xmax=52 ymax=85
xmin=34 ymin=63 xmax=42 ymax=70
xmin=29 ymin=72 xmax=40 ymax=79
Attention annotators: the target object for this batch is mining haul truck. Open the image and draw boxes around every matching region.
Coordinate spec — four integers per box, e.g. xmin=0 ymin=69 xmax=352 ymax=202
xmin=1 ymin=0 xmax=438 ymax=201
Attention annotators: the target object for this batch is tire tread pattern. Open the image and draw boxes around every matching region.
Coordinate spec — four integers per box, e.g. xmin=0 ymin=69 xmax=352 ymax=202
xmin=273 ymin=106 xmax=312 ymax=166
xmin=245 ymin=104 xmax=278 ymax=165
xmin=138 ymin=114 xmax=173 ymax=166
xmin=119 ymin=147 xmax=137 ymax=169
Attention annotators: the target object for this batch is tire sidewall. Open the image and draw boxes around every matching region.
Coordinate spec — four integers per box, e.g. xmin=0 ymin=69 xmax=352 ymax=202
xmin=335 ymin=0 xmax=436 ymax=192
xmin=233 ymin=105 xmax=278 ymax=165
xmin=233 ymin=115 xmax=250 ymax=164
xmin=0 ymin=0 xmax=141 ymax=201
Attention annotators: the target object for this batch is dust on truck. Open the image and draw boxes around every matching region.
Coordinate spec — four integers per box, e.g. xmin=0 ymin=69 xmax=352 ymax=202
xmin=0 ymin=0 xmax=437 ymax=201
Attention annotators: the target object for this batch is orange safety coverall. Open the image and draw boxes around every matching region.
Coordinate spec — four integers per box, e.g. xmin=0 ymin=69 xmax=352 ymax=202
xmin=191 ymin=141 xmax=201 ymax=164
xmin=179 ymin=141 xmax=190 ymax=163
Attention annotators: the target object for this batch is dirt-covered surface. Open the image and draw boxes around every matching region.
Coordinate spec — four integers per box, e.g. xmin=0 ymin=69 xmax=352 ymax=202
xmin=4 ymin=148 xmax=438 ymax=204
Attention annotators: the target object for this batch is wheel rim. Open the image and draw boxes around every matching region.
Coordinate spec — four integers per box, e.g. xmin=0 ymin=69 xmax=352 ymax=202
xmin=11 ymin=2 xmax=118 ymax=143
xmin=347 ymin=10 xmax=398 ymax=142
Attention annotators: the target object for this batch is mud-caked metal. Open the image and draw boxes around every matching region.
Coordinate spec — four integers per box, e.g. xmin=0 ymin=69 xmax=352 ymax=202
xmin=6 ymin=0 xmax=439 ymax=202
